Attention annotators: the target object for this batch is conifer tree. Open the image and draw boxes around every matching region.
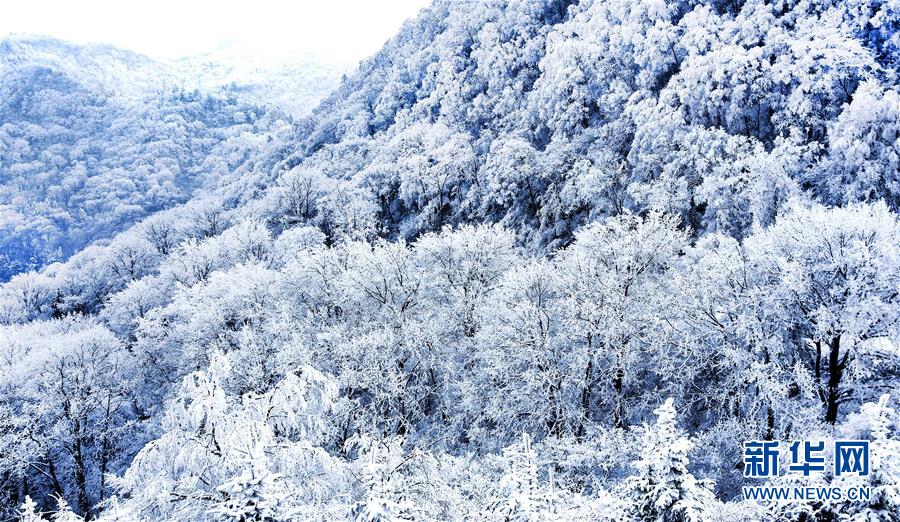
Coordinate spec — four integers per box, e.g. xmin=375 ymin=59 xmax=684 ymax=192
xmin=623 ymin=399 xmax=715 ymax=522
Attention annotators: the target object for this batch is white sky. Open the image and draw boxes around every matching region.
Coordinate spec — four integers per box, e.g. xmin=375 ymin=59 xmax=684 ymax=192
xmin=0 ymin=0 xmax=430 ymax=63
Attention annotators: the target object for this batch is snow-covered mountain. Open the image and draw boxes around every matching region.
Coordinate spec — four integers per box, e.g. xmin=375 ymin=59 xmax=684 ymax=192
xmin=0 ymin=35 xmax=177 ymax=96
xmin=0 ymin=36 xmax=342 ymax=281
xmin=174 ymin=42 xmax=353 ymax=118
xmin=2 ymin=1 xmax=900 ymax=520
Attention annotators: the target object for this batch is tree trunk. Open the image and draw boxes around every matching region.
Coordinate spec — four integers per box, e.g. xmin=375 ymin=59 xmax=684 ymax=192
xmin=72 ymin=427 xmax=91 ymax=519
xmin=577 ymin=336 xmax=594 ymax=439
xmin=546 ymin=376 xmax=563 ymax=437
xmin=815 ymin=340 xmax=825 ymax=403
xmin=98 ymin=395 xmax=114 ymax=503
xmin=613 ymin=364 xmax=625 ymax=430
xmin=46 ymin=453 xmax=65 ymax=502
xmin=825 ymin=335 xmax=847 ymax=424
xmin=763 ymin=346 xmax=774 ymax=439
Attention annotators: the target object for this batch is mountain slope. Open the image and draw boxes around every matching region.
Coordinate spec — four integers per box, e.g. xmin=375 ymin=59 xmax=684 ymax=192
xmin=1 ymin=0 xmax=900 ymax=520
xmin=0 ymin=35 xmax=176 ymax=95
xmin=280 ymin=0 xmax=898 ymax=246
xmin=0 ymin=36 xmax=342 ymax=281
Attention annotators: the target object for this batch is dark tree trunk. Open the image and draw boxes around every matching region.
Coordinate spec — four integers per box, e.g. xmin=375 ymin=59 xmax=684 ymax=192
xmin=98 ymin=395 xmax=114 ymax=503
xmin=72 ymin=429 xmax=91 ymax=519
xmin=613 ymin=365 xmax=625 ymax=430
xmin=46 ymin=454 xmax=65 ymax=502
xmin=815 ymin=341 xmax=825 ymax=403
xmin=546 ymin=377 xmax=563 ymax=437
xmin=825 ymin=335 xmax=848 ymax=424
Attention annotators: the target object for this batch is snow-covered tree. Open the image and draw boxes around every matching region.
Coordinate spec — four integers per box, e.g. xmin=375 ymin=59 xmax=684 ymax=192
xmin=486 ymin=433 xmax=564 ymax=521
xmin=111 ymin=354 xmax=345 ymax=520
xmin=829 ymin=394 xmax=900 ymax=519
xmin=18 ymin=497 xmax=45 ymax=522
xmin=745 ymin=203 xmax=900 ymax=424
xmin=622 ymin=399 xmax=715 ymax=521
xmin=557 ymin=212 xmax=687 ymax=431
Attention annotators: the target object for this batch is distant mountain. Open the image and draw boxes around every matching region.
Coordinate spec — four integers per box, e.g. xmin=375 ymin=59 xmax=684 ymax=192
xmin=174 ymin=43 xmax=353 ymax=118
xmin=0 ymin=36 xmax=342 ymax=280
xmin=0 ymin=35 xmax=351 ymax=113
xmin=0 ymin=35 xmax=177 ymax=95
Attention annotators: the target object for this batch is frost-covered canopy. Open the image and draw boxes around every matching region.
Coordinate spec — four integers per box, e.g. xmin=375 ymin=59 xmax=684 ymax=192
xmin=2 ymin=0 xmax=900 ymax=520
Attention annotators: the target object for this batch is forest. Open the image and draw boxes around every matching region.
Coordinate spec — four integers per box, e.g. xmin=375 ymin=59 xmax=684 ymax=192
xmin=1 ymin=0 xmax=899 ymax=520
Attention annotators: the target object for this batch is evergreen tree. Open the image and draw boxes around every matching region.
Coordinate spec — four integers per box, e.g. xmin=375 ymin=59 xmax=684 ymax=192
xmin=622 ymin=399 xmax=715 ymax=522
xmin=210 ymin=466 xmax=284 ymax=522
xmin=49 ymin=497 xmax=83 ymax=522
xmin=488 ymin=433 xmax=563 ymax=521
xmin=18 ymin=497 xmax=45 ymax=522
